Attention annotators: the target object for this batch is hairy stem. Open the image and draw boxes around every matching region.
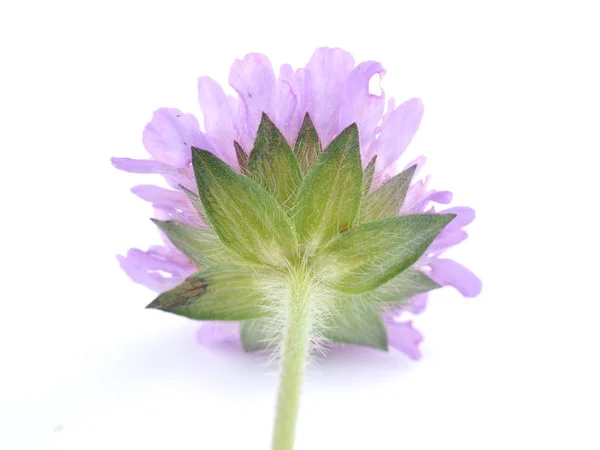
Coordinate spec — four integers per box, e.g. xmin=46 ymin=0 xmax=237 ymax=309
xmin=271 ymin=277 xmax=313 ymax=450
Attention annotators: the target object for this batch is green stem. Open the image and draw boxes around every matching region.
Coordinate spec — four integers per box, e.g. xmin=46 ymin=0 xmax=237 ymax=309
xmin=271 ymin=282 xmax=313 ymax=450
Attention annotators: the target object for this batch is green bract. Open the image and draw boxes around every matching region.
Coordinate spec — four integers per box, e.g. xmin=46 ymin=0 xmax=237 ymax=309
xmin=249 ymin=114 xmax=303 ymax=212
xmin=317 ymin=214 xmax=455 ymax=294
xmin=147 ymin=265 xmax=273 ymax=320
xmin=360 ymin=164 xmax=417 ymax=222
xmin=146 ymin=114 xmax=453 ymax=352
xmin=152 ymin=219 xmax=234 ymax=267
xmin=294 ymin=123 xmax=363 ymax=254
xmin=294 ymin=113 xmax=322 ymax=173
xmin=192 ymin=149 xmax=297 ymax=267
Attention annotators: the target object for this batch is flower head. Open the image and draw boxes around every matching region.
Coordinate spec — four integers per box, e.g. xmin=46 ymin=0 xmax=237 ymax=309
xmin=113 ymin=47 xmax=481 ymax=361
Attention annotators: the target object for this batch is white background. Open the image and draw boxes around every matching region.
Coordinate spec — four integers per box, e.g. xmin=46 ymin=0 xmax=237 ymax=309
xmin=1 ymin=1 xmax=599 ymax=449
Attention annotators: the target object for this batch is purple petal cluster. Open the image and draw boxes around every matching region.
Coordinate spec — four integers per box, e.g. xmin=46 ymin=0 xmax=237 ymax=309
xmin=113 ymin=47 xmax=481 ymax=360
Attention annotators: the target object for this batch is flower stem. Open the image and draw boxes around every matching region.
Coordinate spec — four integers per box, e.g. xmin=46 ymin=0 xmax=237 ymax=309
xmin=271 ymin=279 xmax=313 ymax=450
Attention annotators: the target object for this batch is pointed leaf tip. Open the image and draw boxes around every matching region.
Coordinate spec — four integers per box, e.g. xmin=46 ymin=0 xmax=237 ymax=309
xmin=146 ymin=265 xmax=271 ymax=321
xmin=146 ymin=297 xmax=163 ymax=309
xmin=248 ymin=113 xmax=302 ymax=211
xmin=361 ymin=163 xmax=418 ymax=222
xmin=234 ymin=141 xmax=249 ymax=175
xmin=294 ymin=113 xmax=323 ymax=173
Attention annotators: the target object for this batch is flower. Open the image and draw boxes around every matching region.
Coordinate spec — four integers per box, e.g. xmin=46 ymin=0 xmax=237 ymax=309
xmin=113 ymin=47 xmax=481 ymax=361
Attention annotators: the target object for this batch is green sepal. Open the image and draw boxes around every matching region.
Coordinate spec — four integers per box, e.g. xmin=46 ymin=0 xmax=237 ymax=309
xmin=240 ymin=319 xmax=272 ymax=352
xmin=368 ymin=268 xmax=441 ymax=303
xmin=318 ymin=214 xmax=456 ymax=294
xmin=358 ymin=156 xmax=377 ymax=222
xmin=192 ymin=148 xmax=298 ymax=267
xmin=146 ymin=265 xmax=271 ymax=321
xmin=362 ymin=156 xmax=377 ymax=198
xmin=294 ymin=113 xmax=323 ymax=173
xmin=293 ymin=123 xmax=363 ymax=254
xmin=248 ymin=113 xmax=302 ymax=211
xmin=240 ymin=298 xmax=388 ymax=352
xmin=319 ymin=297 xmax=388 ymax=350
xmin=234 ymin=141 xmax=249 ymax=175
xmin=179 ymin=185 xmax=209 ymax=226
xmin=151 ymin=219 xmax=235 ymax=267
xmin=361 ymin=164 xmax=416 ymax=222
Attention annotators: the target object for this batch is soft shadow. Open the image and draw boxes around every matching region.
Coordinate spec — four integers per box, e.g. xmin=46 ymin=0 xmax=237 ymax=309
xmin=81 ymin=323 xmax=416 ymax=396
xmin=99 ymin=323 xmax=278 ymax=393
xmin=307 ymin=345 xmax=415 ymax=388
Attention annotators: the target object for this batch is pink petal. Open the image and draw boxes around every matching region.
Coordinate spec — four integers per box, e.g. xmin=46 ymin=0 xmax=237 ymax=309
xmin=428 ymin=258 xmax=482 ymax=297
xmin=403 ymin=154 xmax=428 ymax=176
xmin=197 ymin=77 xmax=237 ymax=166
xmin=143 ymin=108 xmax=212 ymax=168
xmin=426 ymin=207 xmax=475 ymax=253
xmin=111 ymin=157 xmax=195 ymax=190
xmin=406 ymin=190 xmax=453 ymax=214
xmin=267 ymin=79 xmax=298 ymax=143
xmin=196 ymin=322 xmax=242 ymax=349
xmin=226 ymin=95 xmax=251 ymax=154
xmin=339 ymin=61 xmax=386 ymax=148
xmin=304 ymin=47 xmax=355 ymax=145
xmin=400 ymin=177 xmax=429 ymax=213
xmin=229 ymin=53 xmax=276 ymax=143
xmin=386 ymin=320 xmax=423 ymax=360
xmin=405 ymin=293 xmax=429 ymax=315
xmin=117 ymin=247 xmax=196 ymax=292
xmin=280 ymin=65 xmax=310 ymax=134
xmin=111 ymin=157 xmax=173 ymax=174
xmin=428 ymin=229 xmax=469 ymax=253
xmin=439 ymin=206 xmax=476 ymax=230
xmin=131 ymin=185 xmax=201 ymax=227
xmin=374 ymin=98 xmax=424 ymax=174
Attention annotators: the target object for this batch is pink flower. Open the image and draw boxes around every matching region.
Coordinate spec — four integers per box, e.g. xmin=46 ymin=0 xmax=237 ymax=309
xmin=113 ymin=47 xmax=481 ymax=360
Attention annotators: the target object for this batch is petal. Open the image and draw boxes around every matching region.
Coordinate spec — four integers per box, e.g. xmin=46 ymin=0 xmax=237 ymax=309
xmin=196 ymin=322 xmax=242 ymax=349
xmin=439 ymin=206 xmax=476 ymax=230
xmin=279 ymin=63 xmax=296 ymax=88
xmin=403 ymin=154 xmax=428 ymax=176
xmin=372 ymin=154 xmax=429 ymax=192
xmin=304 ymin=47 xmax=355 ymax=145
xmin=197 ymin=77 xmax=237 ymax=166
xmin=143 ymin=108 xmax=212 ymax=168
xmin=428 ymin=229 xmax=469 ymax=253
xmin=386 ymin=320 xmax=423 ymax=360
xmin=426 ymin=206 xmax=475 ymax=253
xmin=131 ymin=184 xmax=187 ymax=206
xmin=339 ymin=61 xmax=386 ymax=149
xmin=131 ymin=185 xmax=201 ymax=227
xmin=405 ymin=293 xmax=429 ymax=315
xmin=111 ymin=157 xmax=172 ymax=173
xmin=117 ymin=247 xmax=196 ymax=292
xmin=280 ymin=66 xmax=310 ymax=134
xmin=382 ymin=293 xmax=428 ymax=322
xmin=400 ymin=177 xmax=429 ymax=212
xmin=404 ymin=189 xmax=453 ymax=214
xmin=267 ymin=79 xmax=298 ymax=143
xmin=428 ymin=258 xmax=482 ymax=297
xmin=229 ymin=53 xmax=276 ymax=142
xmin=226 ymin=95 xmax=251 ymax=153
xmin=374 ymin=98 xmax=424 ymax=173
xmin=111 ymin=157 xmax=195 ymax=190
